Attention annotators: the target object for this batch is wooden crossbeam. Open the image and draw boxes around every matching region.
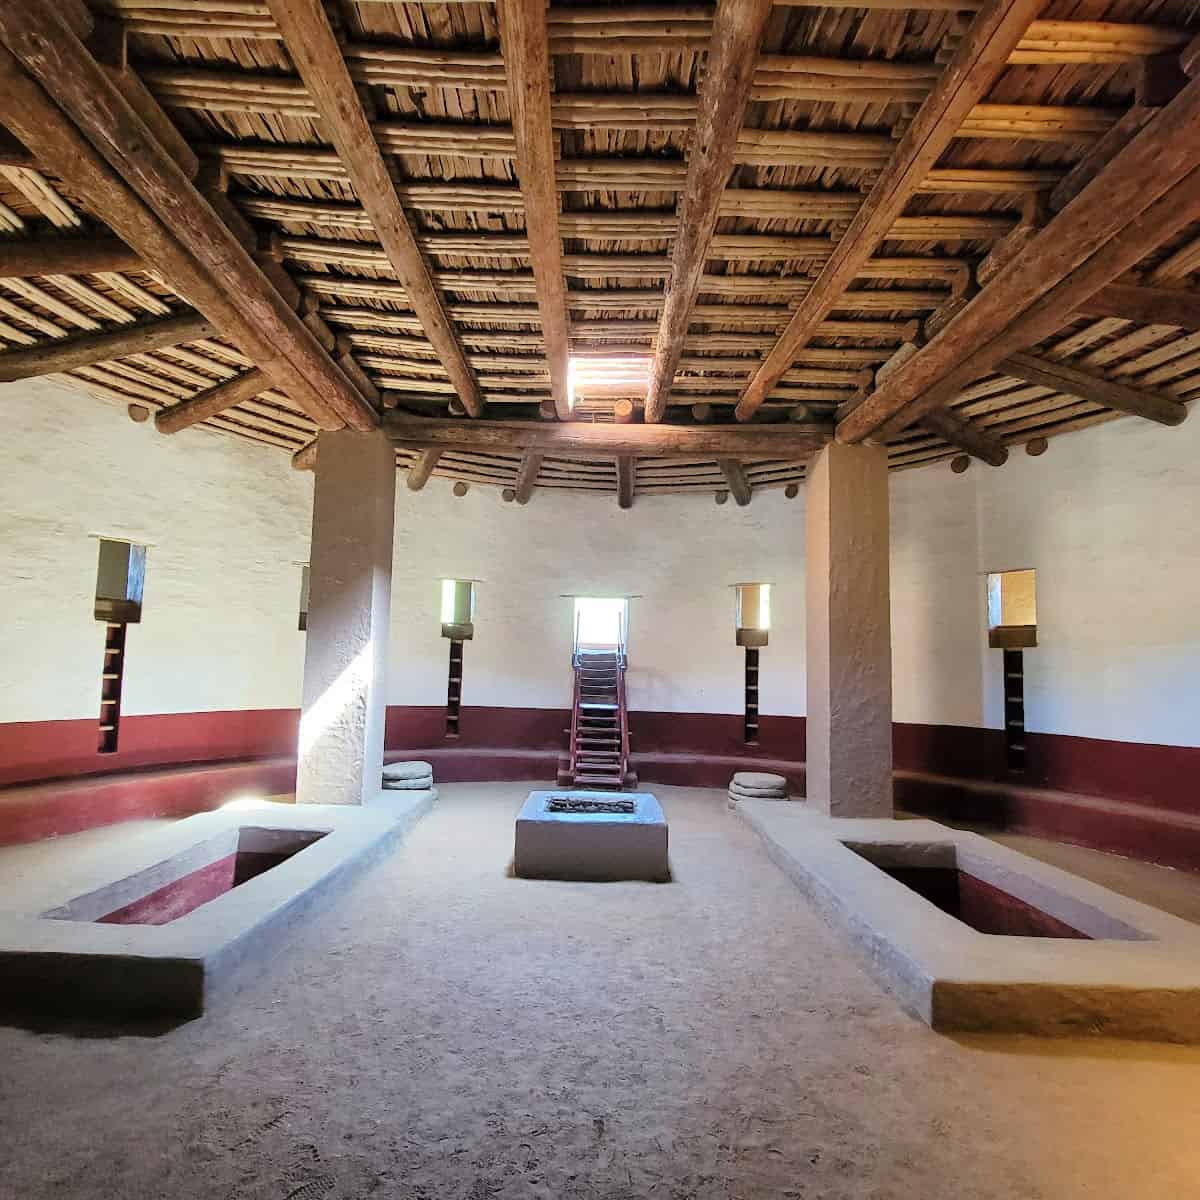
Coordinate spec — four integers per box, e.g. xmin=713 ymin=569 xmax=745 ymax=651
xmin=0 ymin=235 xmax=141 ymax=278
xmin=0 ymin=311 xmax=212 ymax=381
xmin=734 ymin=0 xmax=1042 ymax=423
xmin=1078 ymin=282 xmax=1200 ymax=331
xmin=214 ymin=143 xmax=1059 ymax=198
xmin=265 ymin=0 xmax=483 ymax=418
xmin=649 ymin=0 xmax=823 ymax=423
xmin=497 ymin=0 xmax=570 ymax=422
xmin=0 ymin=31 xmax=368 ymax=431
xmin=155 ymin=368 xmax=267 ymax=433
xmin=384 ymin=413 xmax=831 ymax=459
xmin=616 ymin=455 xmax=636 ymax=509
xmin=999 ymin=351 xmax=1187 ymax=426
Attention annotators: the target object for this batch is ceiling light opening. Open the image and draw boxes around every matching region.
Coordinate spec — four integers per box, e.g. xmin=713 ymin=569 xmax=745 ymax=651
xmin=568 ymin=354 xmax=651 ymax=415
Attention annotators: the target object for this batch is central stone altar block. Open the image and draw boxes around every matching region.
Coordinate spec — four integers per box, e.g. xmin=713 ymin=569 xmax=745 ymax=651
xmin=514 ymin=790 xmax=668 ymax=881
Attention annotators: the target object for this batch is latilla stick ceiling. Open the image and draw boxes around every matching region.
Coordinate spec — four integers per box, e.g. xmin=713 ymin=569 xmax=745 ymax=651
xmin=0 ymin=0 xmax=1196 ymax=507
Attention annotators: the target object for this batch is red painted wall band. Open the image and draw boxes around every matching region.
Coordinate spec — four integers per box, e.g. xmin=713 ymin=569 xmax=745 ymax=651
xmin=3 ymin=707 xmax=1199 ymax=870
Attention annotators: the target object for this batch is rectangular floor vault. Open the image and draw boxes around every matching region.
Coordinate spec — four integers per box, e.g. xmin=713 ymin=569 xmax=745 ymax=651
xmin=738 ymin=800 xmax=1200 ymax=1042
xmin=0 ymin=794 xmax=430 ymax=1023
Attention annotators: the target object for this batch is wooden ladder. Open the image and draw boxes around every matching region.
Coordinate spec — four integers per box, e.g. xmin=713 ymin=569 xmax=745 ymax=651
xmin=562 ymin=647 xmax=632 ymax=790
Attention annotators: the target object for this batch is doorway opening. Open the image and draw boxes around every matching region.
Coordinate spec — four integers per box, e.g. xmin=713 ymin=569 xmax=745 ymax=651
xmin=573 ymin=596 xmax=628 ymax=655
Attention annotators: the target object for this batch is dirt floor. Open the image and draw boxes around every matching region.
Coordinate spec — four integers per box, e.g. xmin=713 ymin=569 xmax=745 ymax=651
xmin=3 ymin=783 xmax=1200 ymax=1199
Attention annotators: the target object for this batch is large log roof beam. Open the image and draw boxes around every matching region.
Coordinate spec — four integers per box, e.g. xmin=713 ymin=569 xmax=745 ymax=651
xmin=497 ymin=0 xmax=571 ymax=422
xmin=1000 ymin=351 xmax=1188 ymax=426
xmin=264 ymin=0 xmax=483 ymax=418
xmin=734 ymin=0 xmax=1043 ymax=423
xmin=838 ymin=70 xmax=1200 ymax=443
xmin=643 ymin=0 xmax=773 ymax=424
xmin=385 ymin=414 xmax=831 ymax=460
xmin=0 ymin=13 xmax=374 ymax=431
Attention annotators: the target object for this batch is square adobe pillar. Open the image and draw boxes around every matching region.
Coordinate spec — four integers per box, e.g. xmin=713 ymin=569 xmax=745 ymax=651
xmin=805 ymin=441 xmax=893 ymax=818
xmin=297 ymin=430 xmax=396 ymax=806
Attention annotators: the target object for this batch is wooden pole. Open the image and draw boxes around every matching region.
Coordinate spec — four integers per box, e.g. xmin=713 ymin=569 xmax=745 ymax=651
xmin=265 ymin=0 xmax=483 ymax=419
xmin=0 ymin=21 xmax=372 ymax=431
xmin=514 ymin=450 xmax=542 ymax=504
xmin=1000 ymin=351 xmax=1187 ymax=426
xmin=920 ymin=406 xmax=1009 ymax=465
xmin=406 ymin=448 xmax=443 ymax=491
xmin=718 ymin=459 xmax=753 ymax=506
xmin=1077 ymin=281 xmax=1200 ymax=331
xmin=0 ymin=235 xmax=141 ymax=278
xmin=154 ymin=368 xmax=267 ymax=433
xmin=291 ymin=439 xmax=318 ymax=471
xmin=616 ymin=455 xmax=635 ymax=509
xmin=643 ymin=0 xmax=773 ymax=423
xmin=496 ymin=0 xmax=571 ymax=421
xmin=0 ymin=311 xmax=212 ymax=381
xmin=735 ymin=0 xmax=1043 ymax=422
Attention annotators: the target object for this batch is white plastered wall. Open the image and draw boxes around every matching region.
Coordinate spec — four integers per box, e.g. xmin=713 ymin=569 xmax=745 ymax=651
xmin=389 ymin=480 xmax=807 ymax=716
xmin=3 ymin=381 xmax=1199 ymax=749
xmin=0 ymin=379 xmax=313 ymax=722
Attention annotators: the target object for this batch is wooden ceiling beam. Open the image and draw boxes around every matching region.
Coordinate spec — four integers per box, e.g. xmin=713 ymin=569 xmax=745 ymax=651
xmin=0 ymin=311 xmax=213 ymax=381
xmin=0 ymin=14 xmax=374 ymax=431
xmin=734 ymin=0 xmax=1042 ymax=423
xmin=616 ymin=456 xmax=636 ymax=509
xmin=645 ymin=0 xmax=770 ymax=422
xmin=839 ymin=75 xmax=1200 ymax=443
xmin=496 ymin=0 xmax=570 ymax=422
xmin=999 ymin=351 xmax=1187 ymax=426
xmin=264 ymin=0 xmax=483 ymax=418
xmin=0 ymin=235 xmax=142 ymax=278
xmin=1078 ymin=281 xmax=1200 ymax=331
xmin=384 ymin=413 xmax=831 ymax=460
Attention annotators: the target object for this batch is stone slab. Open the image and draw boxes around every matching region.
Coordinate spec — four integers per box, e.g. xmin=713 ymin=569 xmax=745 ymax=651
xmin=0 ymin=795 xmax=432 ymax=1024
xmin=515 ymin=790 xmax=669 ymax=882
xmin=737 ymin=800 xmax=1200 ymax=1042
xmin=383 ymin=775 xmax=434 ymax=791
xmin=371 ymin=787 xmax=437 ymax=812
xmin=732 ymin=772 xmax=788 ymax=790
xmin=382 ymin=760 xmax=434 ymax=781
xmin=729 ymin=782 xmax=788 ymax=799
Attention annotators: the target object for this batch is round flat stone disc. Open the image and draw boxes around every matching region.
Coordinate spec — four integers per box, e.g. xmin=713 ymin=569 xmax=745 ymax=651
xmin=732 ymin=771 xmax=788 ymax=789
xmin=729 ymin=782 xmax=788 ymax=797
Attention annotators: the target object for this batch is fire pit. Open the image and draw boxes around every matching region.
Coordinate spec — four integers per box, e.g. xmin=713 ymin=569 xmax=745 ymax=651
xmin=515 ymin=790 xmax=668 ymax=881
